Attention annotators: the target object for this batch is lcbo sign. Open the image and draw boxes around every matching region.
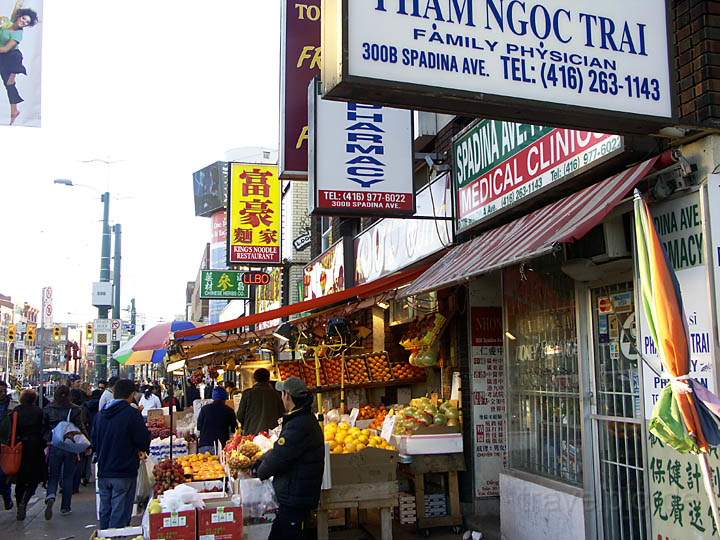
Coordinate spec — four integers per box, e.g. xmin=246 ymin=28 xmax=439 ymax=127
xmin=321 ymin=0 xmax=674 ymax=134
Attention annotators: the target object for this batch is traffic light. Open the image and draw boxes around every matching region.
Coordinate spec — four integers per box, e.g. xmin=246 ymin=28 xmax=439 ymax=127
xmin=52 ymin=325 xmax=62 ymax=341
xmin=7 ymin=324 xmax=16 ymax=342
xmin=86 ymin=322 xmax=93 ymax=341
xmin=25 ymin=324 xmax=36 ymax=344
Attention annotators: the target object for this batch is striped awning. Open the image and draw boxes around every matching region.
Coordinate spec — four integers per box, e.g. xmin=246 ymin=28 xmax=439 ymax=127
xmin=402 ymin=156 xmax=659 ymax=297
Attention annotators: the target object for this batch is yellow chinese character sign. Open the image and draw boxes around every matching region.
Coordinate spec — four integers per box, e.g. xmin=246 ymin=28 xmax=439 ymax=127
xmin=228 ymin=163 xmax=282 ymax=265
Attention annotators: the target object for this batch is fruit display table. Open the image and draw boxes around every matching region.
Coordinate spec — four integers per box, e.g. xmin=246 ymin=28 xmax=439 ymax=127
xmin=397 ymin=453 xmax=465 ymax=535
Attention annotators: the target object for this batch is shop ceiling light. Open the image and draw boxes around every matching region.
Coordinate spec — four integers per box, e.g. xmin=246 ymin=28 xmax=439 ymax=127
xmin=376 ymin=301 xmax=390 ymax=310
xmin=505 ymin=332 xmax=517 ymax=341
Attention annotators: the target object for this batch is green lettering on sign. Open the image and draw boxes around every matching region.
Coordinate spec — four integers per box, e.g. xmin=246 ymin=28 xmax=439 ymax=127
xmin=200 ymin=270 xmax=250 ymax=300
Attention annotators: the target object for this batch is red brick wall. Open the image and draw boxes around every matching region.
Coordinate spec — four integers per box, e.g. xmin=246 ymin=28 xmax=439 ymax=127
xmin=674 ymin=0 xmax=720 ymax=127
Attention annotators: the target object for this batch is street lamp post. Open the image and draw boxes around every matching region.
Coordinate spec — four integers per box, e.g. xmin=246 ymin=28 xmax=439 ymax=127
xmin=110 ymin=223 xmax=121 ymax=377
xmin=54 ymin=179 xmax=113 ymax=381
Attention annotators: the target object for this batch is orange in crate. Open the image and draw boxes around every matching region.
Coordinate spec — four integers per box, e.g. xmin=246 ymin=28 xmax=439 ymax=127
xmin=344 ymin=356 xmax=370 ymax=385
xmin=278 ymin=362 xmax=302 ymax=380
xmin=367 ymin=352 xmax=392 ymax=382
xmin=323 ymin=356 xmax=343 ymax=386
xmin=302 ymin=361 xmax=325 ymax=388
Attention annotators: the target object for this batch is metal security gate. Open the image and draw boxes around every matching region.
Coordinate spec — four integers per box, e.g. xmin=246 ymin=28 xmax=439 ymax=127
xmin=589 ymin=282 xmax=648 ymax=540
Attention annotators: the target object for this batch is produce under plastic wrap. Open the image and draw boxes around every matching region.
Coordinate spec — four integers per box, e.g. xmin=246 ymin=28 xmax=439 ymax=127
xmin=238 ymin=478 xmax=278 ymax=523
xmin=409 ymin=342 xmax=439 ymax=367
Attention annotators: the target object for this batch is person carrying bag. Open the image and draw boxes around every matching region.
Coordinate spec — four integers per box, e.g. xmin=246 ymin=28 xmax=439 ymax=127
xmin=0 ymin=410 xmax=22 ymax=475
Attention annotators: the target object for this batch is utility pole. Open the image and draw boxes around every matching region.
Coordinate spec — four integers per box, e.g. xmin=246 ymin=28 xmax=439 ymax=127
xmin=110 ymin=223 xmax=122 ymax=377
xmin=128 ymin=297 xmax=136 ymax=380
xmin=96 ymin=192 xmax=112 ymax=381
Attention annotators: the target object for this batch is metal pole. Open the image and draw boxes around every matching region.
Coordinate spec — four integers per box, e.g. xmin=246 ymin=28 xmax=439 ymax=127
xmin=128 ymin=297 xmax=136 ymax=380
xmin=96 ymin=192 xmax=112 ymax=381
xmin=110 ymin=224 xmax=122 ymax=377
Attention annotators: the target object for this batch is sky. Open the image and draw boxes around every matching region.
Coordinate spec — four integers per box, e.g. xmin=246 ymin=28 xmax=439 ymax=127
xmin=0 ymin=1 xmax=281 ymax=328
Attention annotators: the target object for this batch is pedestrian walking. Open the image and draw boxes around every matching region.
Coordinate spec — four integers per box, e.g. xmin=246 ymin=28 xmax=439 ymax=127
xmin=0 ymin=380 xmax=18 ymax=510
xmin=98 ymin=376 xmax=119 ymax=411
xmin=93 ymin=379 xmax=151 ymax=530
xmin=236 ymin=368 xmax=285 ymax=435
xmin=42 ymin=384 xmax=87 ymax=519
xmin=197 ymin=387 xmax=237 ymax=453
xmin=256 ymin=377 xmax=324 ymax=540
xmin=6 ymin=389 xmax=44 ymax=521
xmin=69 ymin=375 xmax=87 ymax=406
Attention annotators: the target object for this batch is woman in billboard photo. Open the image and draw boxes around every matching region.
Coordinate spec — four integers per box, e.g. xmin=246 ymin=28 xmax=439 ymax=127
xmin=0 ymin=0 xmax=38 ymax=124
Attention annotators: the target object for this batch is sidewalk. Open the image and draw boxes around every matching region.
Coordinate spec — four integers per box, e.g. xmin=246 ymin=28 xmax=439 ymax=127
xmin=0 ymin=485 xmax=99 ymax=539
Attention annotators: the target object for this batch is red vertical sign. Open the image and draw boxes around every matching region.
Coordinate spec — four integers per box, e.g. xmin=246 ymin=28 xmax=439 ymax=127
xmin=279 ymin=0 xmax=321 ymax=179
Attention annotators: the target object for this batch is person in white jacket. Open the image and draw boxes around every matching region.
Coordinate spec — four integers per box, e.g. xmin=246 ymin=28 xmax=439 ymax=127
xmin=98 ymin=377 xmax=119 ymax=411
xmin=138 ymin=385 xmax=162 ymax=417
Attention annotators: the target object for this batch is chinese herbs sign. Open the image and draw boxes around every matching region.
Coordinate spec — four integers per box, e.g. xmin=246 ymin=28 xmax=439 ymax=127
xmin=280 ymin=0 xmax=321 ymax=178
xmin=470 ymin=305 xmax=506 ymax=498
xmin=199 ymin=271 xmax=249 ymax=300
xmin=648 ymin=432 xmax=720 ymax=539
xmin=228 ymin=163 xmax=282 ymax=265
xmin=309 ymin=84 xmax=415 ymax=216
xmin=321 ymin=0 xmax=673 ymax=134
xmin=453 ymin=119 xmax=622 ymax=232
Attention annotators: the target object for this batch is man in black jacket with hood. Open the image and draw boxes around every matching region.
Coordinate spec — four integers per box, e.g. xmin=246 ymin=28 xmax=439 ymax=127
xmin=93 ymin=379 xmax=151 ymax=530
xmin=256 ymin=377 xmax=324 ymax=539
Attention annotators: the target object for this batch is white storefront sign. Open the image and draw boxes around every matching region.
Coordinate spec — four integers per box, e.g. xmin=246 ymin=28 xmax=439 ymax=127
xmin=355 ymin=174 xmax=452 ymax=284
xmin=322 ymin=0 xmax=673 ymax=133
xmin=640 ymin=191 xmax=716 ymax=417
xmin=709 ymin=175 xmax=720 ymax=347
xmin=309 ymin=84 xmax=415 ymax=216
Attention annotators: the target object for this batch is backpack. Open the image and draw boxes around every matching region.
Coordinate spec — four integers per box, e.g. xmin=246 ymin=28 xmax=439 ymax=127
xmin=51 ymin=409 xmax=91 ymax=453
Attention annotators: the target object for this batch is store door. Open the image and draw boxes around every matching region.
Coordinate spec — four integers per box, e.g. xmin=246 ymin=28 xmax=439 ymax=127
xmin=589 ymin=282 xmax=648 ymax=539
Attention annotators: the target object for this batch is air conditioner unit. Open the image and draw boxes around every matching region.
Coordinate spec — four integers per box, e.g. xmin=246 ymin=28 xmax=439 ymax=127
xmin=565 ymin=215 xmax=630 ymax=263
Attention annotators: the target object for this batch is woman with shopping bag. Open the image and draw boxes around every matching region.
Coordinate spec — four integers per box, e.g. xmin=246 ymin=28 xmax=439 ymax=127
xmin=0 ymin=389 xmax=45 ymax=520
xmin=42 ymin=385 xmax=89 ymax=520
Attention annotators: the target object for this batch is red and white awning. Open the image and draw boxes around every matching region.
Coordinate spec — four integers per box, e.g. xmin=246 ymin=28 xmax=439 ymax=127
xmin=402 ymin=156 xmax=659 ymax=297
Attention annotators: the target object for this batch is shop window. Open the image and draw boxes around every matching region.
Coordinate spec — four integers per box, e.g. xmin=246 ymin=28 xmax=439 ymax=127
xmin=321 ymin=216 xmax=332 ymax=252
xmin=389 ymin=292 xmax=437 ymax=326
xmin=503 ymin=260 xmax=582 ymax=486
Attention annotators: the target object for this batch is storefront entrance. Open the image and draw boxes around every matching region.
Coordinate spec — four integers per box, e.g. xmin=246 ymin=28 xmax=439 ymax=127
xmin=588 ymin=281 xmax=648 ymax=539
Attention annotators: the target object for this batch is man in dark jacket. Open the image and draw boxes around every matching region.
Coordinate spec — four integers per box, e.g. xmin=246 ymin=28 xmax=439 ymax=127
xmin=93 ymin=379 xmax=151 ymax=530
xmin=256 ymin=377 xmax=324 ymax=540
xmin=196 ymin=386 xmax=237 ymax=453
xmin=0 ymin=380 xmax=18 ymax=510
xmin=237 ymin=368 xmax=285 ymax=435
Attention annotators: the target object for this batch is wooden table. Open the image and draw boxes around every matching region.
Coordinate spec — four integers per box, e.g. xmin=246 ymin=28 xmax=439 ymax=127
xmin=398 ymin=453 xmax=465 ymax=535
xmin=317 ymin=480 xmax=398 ymax=540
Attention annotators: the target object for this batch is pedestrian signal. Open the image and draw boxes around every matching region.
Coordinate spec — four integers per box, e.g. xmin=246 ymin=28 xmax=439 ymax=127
xmin=52 ymin=325 xmax=62 ymax=341
xmin=86 ymin=323 xmax=93 ymax=341
xmin=7 ymin=324 xmax=16 ymax=342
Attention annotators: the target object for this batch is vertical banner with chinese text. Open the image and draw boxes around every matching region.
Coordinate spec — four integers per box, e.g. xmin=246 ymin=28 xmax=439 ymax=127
xmin=279 ymin=0 xmax=320 ymax=179
xmin=228 ymin=163 xmax=282 ymax=265
xmin=470 ymin=306 xmax=506 ymax=498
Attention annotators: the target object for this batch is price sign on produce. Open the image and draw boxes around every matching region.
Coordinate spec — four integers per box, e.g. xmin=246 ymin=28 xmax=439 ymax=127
xmin=322 ymin=0 xmax=674 ymax=134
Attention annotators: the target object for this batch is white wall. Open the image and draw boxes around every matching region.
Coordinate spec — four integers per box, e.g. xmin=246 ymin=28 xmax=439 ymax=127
xmin=500 ymin=474 xmax=585 ymax=540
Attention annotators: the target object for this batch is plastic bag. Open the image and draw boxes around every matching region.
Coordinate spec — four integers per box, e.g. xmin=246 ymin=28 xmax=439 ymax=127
xmin=238 ymin=478 xmax=278 ymax=520
xmin=136 ymin=458 xmax=153 ymax=502
xmin=51 ymin=410 xmax=91 ymax=454
xmin=409 ymin=342 xmax=439 ymax=367
xmin=160 ymin=484 xmax=205 ymax=512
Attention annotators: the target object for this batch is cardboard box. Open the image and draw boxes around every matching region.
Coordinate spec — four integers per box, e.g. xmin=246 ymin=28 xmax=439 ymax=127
xmin=90 ymin=526 xmax=143 ymax=540
xmin=393 ymin=433 xmax=463 ymax=455
xmin=412 ymin=424 xmax=461 ymax=435
xmin=329 ymin=447 xmax=397 ymax=485
xmin=149 ymin=510 xmax=197 ymax=540
xmin=197 ymin=505 xmax=243 ymax=540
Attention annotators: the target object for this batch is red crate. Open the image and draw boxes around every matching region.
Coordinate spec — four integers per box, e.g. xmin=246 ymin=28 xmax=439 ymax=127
xmin=197 ymin=505 xmax=243 ymax=540
xmin=149 ymin=510 xmax=197 ymax=540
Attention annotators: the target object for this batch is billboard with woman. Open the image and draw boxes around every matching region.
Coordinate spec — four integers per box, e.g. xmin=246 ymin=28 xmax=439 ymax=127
xmin=0 ymin=0 xmax=42 ymax=126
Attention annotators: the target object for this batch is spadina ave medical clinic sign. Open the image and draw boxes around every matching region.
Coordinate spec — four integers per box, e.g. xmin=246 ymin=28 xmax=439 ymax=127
xmin=454 ymin=119 xmax=623 ymax=232
xmin=309 ymin=84 xmax=414 ymax=216
xmin=227 ymin=163 xmax=282 ymax=265
xmin=321 ymin=0 xmax=674 ymax=134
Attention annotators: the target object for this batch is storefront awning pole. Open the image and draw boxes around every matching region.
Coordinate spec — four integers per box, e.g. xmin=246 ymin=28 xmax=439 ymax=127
xmin=314 ymin=349 xmax=323 ymax=415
